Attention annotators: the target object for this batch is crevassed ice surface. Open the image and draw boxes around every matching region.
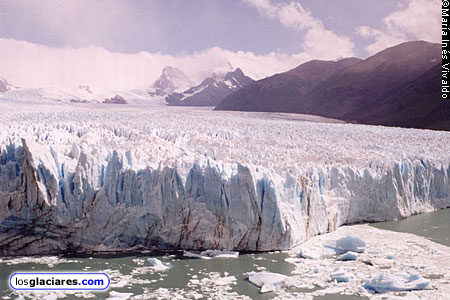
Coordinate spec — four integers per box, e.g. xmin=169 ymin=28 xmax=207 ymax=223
xmin=0 ymin=103 xmax=449 ymax=255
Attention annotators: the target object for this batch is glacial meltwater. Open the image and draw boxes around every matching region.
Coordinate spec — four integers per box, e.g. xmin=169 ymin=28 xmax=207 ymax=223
xmin=0 ymin=251 xmax=303 ymax=300
xmin=371 ymin=208 xmax=450 ymax=247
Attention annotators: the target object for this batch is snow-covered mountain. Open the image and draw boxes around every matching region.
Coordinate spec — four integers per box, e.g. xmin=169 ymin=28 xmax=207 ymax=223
xmin=165 ymin=68 xmax=253 ymax=106
xmin=0 ymin=77 xmax=11 ymax=92
xmin=147 ymin=66 xmax=194 ymax=97
xmin=0 ymin=103 xmax=449 ymax=256
xmin=0 ymin=86 xmax=95 ymax=103
xmin=0 ymin=85 xmax=157 ymax=105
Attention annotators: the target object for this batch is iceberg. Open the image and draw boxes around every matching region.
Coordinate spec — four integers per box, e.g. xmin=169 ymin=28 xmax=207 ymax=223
xmin=330 ymin=267 xmax=354 ymax=282
xmin=106 ymin=291 xmax=133 ymax=300
xmin=364 ymin=273 xmax=431 ymax=293
xmin=325 ymin=235 xmax=366 ymax=254
xmin=183 ymin=250 xmax=238 ymax=259
xmin=214 ymin=276 xmax=237 ymax=286
xmin=336 ymin=251 xmax=358 ymax=261
xmin=247 ymin=272 xmax=300 ymax=293
xmin=147 ymin=258 xmax=170 ymax=271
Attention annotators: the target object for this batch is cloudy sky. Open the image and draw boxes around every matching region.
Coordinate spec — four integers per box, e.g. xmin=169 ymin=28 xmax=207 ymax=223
xmin=0 ymin=0 xmax=441 ymax=90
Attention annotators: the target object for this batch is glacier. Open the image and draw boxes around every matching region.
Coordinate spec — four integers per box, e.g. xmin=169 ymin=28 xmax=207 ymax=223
xmin=0 ymin=102 xmax=449 ymax=256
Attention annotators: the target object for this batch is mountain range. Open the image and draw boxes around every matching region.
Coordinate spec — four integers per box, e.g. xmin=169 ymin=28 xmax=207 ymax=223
xmin=165 ymin=68 xmax=253 ymax=106
xmin=216 ymin=41 xmax=448 ymax=131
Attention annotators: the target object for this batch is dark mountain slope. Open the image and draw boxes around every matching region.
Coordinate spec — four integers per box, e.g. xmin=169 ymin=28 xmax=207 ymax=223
xmin=215 ymin=58 xmax=362 ymax=112
xmin=216 ymin=41 xmax=446 ymax=130
xmin=357 ymin=64 xmax=450 ymax=130
xmin=300 ymin=41 xmax=441 ymax=120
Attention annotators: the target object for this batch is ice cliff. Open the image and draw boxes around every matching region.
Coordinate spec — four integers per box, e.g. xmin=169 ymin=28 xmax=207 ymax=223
xmin=0 ymin=104 xmax=449 ymax=255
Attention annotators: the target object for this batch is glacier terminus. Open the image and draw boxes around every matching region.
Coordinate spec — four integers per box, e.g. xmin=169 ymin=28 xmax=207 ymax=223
xmin=0 ymin=103 xmax=449 ymax=256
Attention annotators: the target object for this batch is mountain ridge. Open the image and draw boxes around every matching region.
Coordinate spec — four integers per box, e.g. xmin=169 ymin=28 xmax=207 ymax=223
xmin=166 ymin=68 xmax=254 ymax=106
xmin=215 ymin=41 xmax=447 ymax=130
xmin=215 ymin=57 xmax=362 ymax=112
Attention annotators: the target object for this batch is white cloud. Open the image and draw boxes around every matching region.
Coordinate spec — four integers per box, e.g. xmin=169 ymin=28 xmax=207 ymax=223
xmin=242 ymin=0 xmax=355 ymax=59
xmin=0 ymin=39 xmax=314 ymax=90
xmin=358 ymin=0 xmax=441 ymax=55
xmin=0 ymin=1 xmax=359 ymax=91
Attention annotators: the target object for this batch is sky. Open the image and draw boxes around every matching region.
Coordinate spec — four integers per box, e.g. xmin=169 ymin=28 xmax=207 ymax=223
xmin=0 ymin=0 xmax=442 ymax=90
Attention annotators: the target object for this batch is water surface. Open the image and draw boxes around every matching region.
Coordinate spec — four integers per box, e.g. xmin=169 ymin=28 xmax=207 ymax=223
xmin=0 ymin=251 xmax=301 ymax=300
xmin=371 ymin=208 xmax=450 ymax=246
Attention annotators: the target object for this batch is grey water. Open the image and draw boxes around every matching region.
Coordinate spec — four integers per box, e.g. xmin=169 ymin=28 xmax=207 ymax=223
xmin=0 ymin=251 xmax=305 ymax=300
xmin=371 ymin=208 xmax=450 ymax=246
xmin=1 ymin=208 xmax=448 ymax=300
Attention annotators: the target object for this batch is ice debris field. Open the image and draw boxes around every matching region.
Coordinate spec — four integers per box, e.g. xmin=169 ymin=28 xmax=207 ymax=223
xmin=0 ymin=102 xmax=449 ymax=255
xmin=1 ymin=225 xmax=449 ymax=300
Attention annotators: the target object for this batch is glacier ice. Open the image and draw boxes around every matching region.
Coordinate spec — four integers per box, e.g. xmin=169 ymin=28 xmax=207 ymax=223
xmin=247 ymin=272 xmax=300 ymax=293
xmin=106 ymin=291 xmax=133 ymax=300
xmin=184 ymin=250 xmax=239 ymax=259
xmin=336 ymin=251 xmax=358 ymax=261
xmin=330 ymin=267 xmax=354 ymax=282
xmin=0 ymin=104 xmax=449 ymax=255
xmin=147 ymin=258 xmax=170 ymax=271
xmin=364 ymin=273 xmax=431 ymax=293
xmin=325 ymin=235 xmax=367 ymax=254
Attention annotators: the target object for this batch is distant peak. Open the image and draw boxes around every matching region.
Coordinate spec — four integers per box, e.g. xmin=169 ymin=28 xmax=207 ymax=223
xmin=224 ymin=68 xmax=247 ymax=81
xmin=161 ymin=66 xmax=184 ymax=76
xmin=0 ymin=76 xmax=11 ymax=93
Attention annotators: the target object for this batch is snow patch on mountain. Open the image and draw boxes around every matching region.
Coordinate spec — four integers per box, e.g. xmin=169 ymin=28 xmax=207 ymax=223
xmin=147 ymin=66 xmax=194 ymax=97
xmin=165 ymin=68 xmax=253 ymax=106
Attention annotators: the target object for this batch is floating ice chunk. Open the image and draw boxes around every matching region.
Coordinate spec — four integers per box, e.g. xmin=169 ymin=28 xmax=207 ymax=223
xmin=298 ymin=246 xmax=336 ymax=259
xmin=147 ymin=258 xmax=170 ymax=271
xmin=247 ymin=272 xmax=300 ymax=293
xmin=337 ymin=251 xmax=358 ymax=261
xmin=183 ymin=250 xmax=238 ymax=259
xmin=330 ymin=267 xmax=354 ymax=282
xmin=364 ymin=273 xmax=431 ymax=293
xmin=106 ymin=291 xmax=133 ymax=300
xmin=215 ymin=276 xmax=237 ymax=286
xmin=299 ymin=248 xmax=322 ymax=259
xmin=183 ymin=250 xmax=212 ymax=259
xmin=284 ymin=257 xmax=302 ymax=264
xmin=201 ymin=249 xmax=239 ymax=258
xmin=305 ymin=268 xmax=321 ymax=279
xmin=43 ymin=294 xmax=58 ymax=300
xmin=325 ymin=235 xmax=366 ymax=254
xmin=111 ymin=279 xmax=129 ymax=288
